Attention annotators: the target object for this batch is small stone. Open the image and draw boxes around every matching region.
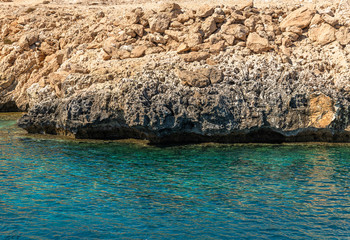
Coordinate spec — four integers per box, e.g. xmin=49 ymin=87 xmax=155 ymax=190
xmin=285 ymin=26 xmax=303 ymax=35
xmin=310 ymin=14 xmax=323 ymax=26
xmin=244 ymin=15 xmax=259 ymax=31
xmin=206 ymin=58 xmax=218 ymax=65
xmin=336 ymin=27 xmax=350 ymax=46
xmin=145 ymin=46 xmax=164 ymax=55
xmin=213 ymin=14 xmax=225 ymax=23
xmin=283 ymin=32 xmax=299 ymax=41
xmin=159 ymin=3 xmax=181 ymax=13
xmin=148 ymin=33 xmax=168 ymax=44
xmin=222 ymin=34 xmax=235 ymax=45
xmin=117 ymin=49 xmax=131 ymax=59
xmin=170 ymin=21 xmax=183 ymax=28
xmin=177 ymin=43 xmax=190 ymax=54
xmin=182 ymin=52 xmax=210 ymax=62
xmin=102 ymin=52 xmax=111 ymax=60
xmin=177 ymin=13 xmax=190 ymax=23
xmin=210 ymin=41 xmax=225 ymax=53
xmin=322 ymin=14 xmax=338 ymax=27
xmin=209 ymin=68 xmax=223 ymax=84
xmin=165 ymin=30 xmax=182 ymax=42
xmin=282 ymin=37 xmax=292 ymax=47
xmin=125 ymin=13 xmax=141 ymax=25
xmin=120 ymin=45 xmax=133 ymax=52
xmin=131 ymin=46 xmax=147 ymax=58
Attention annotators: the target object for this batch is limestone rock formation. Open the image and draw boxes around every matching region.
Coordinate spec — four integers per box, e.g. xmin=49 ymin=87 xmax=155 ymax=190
xmin=0 ymin=2 xmax=349 ymax=143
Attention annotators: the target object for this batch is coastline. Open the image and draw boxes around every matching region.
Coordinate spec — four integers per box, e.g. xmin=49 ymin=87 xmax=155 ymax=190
xmin=2 ymin=112 xmax=350 ymax=147
xmin=1 ymin=1 xmax=350 ymax=143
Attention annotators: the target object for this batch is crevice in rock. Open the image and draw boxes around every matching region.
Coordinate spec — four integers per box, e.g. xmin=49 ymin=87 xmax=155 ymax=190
xmin=0 ymin=101 xmax=20 ymax=112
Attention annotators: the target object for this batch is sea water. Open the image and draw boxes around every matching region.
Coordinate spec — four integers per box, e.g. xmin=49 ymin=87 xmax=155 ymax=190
xmin=0 ymin=113 xmax=349 ymax=239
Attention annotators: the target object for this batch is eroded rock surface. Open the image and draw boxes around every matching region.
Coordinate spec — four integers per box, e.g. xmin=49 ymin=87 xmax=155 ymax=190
xmin=0 ymin=2 xmax=349 ymax=143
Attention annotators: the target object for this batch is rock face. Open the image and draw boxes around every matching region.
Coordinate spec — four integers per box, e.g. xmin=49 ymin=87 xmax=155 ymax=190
xmin=17 ymin=47 xmax=350 ymax=144
xmin=1 ymin=2 xmax=350 ymax=144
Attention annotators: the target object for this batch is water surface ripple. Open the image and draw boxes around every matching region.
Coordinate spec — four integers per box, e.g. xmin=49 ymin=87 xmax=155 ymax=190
xmin=1 ymin=114 xmax=350 ymax=239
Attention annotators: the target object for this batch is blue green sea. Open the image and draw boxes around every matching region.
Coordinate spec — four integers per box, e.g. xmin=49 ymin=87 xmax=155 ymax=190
xmin=1 ymin=113 xmax=350 ymax=239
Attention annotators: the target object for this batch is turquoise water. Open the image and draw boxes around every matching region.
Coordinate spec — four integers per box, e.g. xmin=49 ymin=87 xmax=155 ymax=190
xmin=1 ymin=114 xmax=350 ymax=239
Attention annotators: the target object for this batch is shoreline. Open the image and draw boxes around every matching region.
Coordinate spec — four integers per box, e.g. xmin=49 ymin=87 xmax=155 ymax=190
xmin=1 ymin=2 xmax=350 ymax=143
xmin=2 ymin=113 xmax=350 ymax=146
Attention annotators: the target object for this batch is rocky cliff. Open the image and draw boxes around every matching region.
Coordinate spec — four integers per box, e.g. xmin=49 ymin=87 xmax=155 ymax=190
xmin=1 ymin=1 xmax=350 ymax=143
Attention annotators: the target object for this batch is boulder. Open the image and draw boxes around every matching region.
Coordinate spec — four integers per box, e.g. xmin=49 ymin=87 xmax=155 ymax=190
xmin=201 ymin=17 xmax=217 ymax=38
xmin=159 ymin=2 xmax=181 ymax=15
xmin=165 ymin=30 xmax=182 ymax=42
xmin=130 ymin=24 xmax=144 ymax=37
xmin=237 ymin=0 xmax=254 ymax=11
xmin=124 ymin=12 xmax=141 ymax=25
xmin=185 ymin=33 xmax=203 ymax=48
xmin=147 ymin=33 xmax=168 ymax=44
xmin=102 ymin=37 xmax=121 ymax=55
xmin=280 ymin=7 xmax=316 ymax=31
xmin=18 ymin=33 xmax=39 ymax=50
xmin=149 ymin=13 xmax=171 ymax=33
xmin=246 ymin=32 xmax=270 ymax=53
xmin=197 ymin=5 xmax=214 ymax=18
xmin=309 ymin=23 xmax=336 ymax=46
xmin=39 ymin=42 xmax=56 ymax=56
xmin=222 ymin=24 xmax=249 ymax=40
